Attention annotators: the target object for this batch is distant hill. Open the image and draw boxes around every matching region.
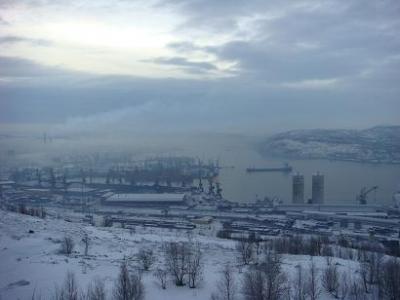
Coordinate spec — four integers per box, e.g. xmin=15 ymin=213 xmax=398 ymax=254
xmin=259 ymin=126 xmax=400 ymax=164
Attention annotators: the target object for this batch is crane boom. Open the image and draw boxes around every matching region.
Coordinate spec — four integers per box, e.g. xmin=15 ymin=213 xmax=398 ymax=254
xmin=357 ymin=186 xmax=378 ymax=205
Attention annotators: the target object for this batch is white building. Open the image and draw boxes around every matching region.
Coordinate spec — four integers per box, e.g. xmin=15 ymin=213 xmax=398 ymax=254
xmin=103 ymin=193 xmax=187 ymax=207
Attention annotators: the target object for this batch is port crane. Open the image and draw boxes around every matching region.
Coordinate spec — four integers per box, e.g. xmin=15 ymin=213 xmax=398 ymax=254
xmin=357 ymin=186 xmax=378 ymax=205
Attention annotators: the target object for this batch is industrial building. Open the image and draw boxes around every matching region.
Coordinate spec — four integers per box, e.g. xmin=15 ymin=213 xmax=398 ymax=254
xmin=292 ymin=173 xmax=304 ymax=204
xmin=103 ymin=193 xmax=187 ymax=207
xmin=311 ymin=172 xmax=324 ymax=204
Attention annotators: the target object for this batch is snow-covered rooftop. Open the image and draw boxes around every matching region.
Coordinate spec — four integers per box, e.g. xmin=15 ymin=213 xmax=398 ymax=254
xmin=105 ymin=193 xmax=185 ymax=203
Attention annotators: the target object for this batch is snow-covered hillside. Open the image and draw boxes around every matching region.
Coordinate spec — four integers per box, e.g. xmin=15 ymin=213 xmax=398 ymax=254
xmin=260 ymin=126 xmax=400 ymax=164
xmin=0 ymin=211 xmax=369 ymax=300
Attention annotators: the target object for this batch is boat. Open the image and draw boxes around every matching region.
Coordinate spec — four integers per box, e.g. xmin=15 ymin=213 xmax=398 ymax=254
xmin=246 ymin=163 xmax=293 ymax=173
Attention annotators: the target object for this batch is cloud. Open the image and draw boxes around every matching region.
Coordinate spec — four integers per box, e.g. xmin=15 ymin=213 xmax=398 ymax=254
xmin=0 ymin=55 xmax=398 ymax=133
xmin=163 ymin=0 xmax=400 ymax=86
xmin=167 ymin=41 xmax=203 ymax=53
xmin=0 ymin=35 xmax=52 ymax=46
xmin=0 ymin=16 xmax=8 ymax=25
xmin=146 ymin=56 xmax=218 ymax=73
xmin=281 ymin=78 xmax=340 ymax=90
xmin=0 ymin=56 xmax=83 ymax=84
xmin=0 ymin=0 xmax=399 ymax=132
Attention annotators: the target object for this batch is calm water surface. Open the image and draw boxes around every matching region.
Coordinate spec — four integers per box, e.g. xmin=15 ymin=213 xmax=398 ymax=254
xmin=183 ymin=135 xmax=400 ymax=205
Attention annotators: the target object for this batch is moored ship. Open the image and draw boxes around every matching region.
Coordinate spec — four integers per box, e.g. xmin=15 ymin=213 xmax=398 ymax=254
xmin=246 ymin=163 xmax=293 ymax=173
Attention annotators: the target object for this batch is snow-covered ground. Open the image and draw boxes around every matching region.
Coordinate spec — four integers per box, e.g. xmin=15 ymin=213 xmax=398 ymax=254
xmin=0 ymin=210 xmax=360 ymax=299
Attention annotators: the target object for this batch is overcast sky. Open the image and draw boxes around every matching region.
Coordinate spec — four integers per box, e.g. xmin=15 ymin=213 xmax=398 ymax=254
xmin=0 ymin=0 xmax=399 ymax=134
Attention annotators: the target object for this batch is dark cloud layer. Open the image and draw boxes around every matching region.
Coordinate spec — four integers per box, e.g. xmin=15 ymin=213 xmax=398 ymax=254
xmin=0 ymin=0 xmax=399 ymax=133
xmin=0 ymin=55 xmax=398 ymax=134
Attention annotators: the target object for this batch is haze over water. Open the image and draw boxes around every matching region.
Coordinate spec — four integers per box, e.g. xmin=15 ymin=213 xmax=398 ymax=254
xmin=181 ymin=135 xmax=400 ymax=205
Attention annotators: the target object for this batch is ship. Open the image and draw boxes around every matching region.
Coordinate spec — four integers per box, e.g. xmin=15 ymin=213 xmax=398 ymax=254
xmin=246 ymin=163 xmax=293 ymax=173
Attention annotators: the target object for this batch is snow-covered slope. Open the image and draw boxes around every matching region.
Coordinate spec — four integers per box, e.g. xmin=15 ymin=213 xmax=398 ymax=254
xmin=0 ymin=211 xmax=359 ymax=300
xmin=260 ymin=126 xmax=400 ymax=164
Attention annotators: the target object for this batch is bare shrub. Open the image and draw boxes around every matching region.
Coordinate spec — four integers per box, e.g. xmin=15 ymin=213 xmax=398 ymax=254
xmin=136 ymin=247 xmax=155 ymax=271
xmin=86 ymin=278 xmax=106 ymax=300
xmin=187 ymin=242 xmax=203 ymax=288
xmin=54 ymin=271 xmax=79 ymax=300
xmin=308 ymin=236 xmax=323 ymax=256
xmin=348 ymin=277 xmax=364 ymax=300
xmin=60 ymin=236 xmax=75 ymax=256
xmin=154 ymin=268 xmax=168 ymax=290
xmin=380 ymin=258 xmax=400 ymax=300
xmin=321 ymin=264 xmax=339 ymax=298
xmin=18 ymin=203 xmax=27 ymax=215
xmin=292 ymin=265 xmax=307 ymax=300
xmin=339 ymin=272 xmax=349 ymax=300
xmin=82 ymin=233 xmax=90 ymax=256
xmin=113 ymin=260 xmax=144 ymax=300
xmin=359 ymin=261 xmax=369 ymax=294
xmin=236 ymin=236 xmax=254 ymax=265
xmin=366 ymin=252 xmax=383 ymax=285
xmin=322 ymin=245 xmax=334 ymax=259
xmin=211 ymin=264 xmax=237 ymax=300
xmin=163 ymin=241 xmax=189 ymax=286
xmin=40 ymin=207 xmax=46 ymax=219
xmin=242 ymin=251 xmax=288 ymax=300
xmin=306 ymin=259 xmax=321 ymax=300
xmin=359 ymin=251 xmax=384 ymax=295
xmin=242 ymin=269 xmax=266 ymax=300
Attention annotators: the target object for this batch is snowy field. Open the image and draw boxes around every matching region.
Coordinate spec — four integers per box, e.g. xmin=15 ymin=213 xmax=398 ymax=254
xmin=0 ymin=211 xmax=360 ymax=299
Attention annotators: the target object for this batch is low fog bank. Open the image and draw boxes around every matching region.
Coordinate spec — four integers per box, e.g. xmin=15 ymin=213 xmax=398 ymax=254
xmin=0 ymin=124 xmax=256 ymax=168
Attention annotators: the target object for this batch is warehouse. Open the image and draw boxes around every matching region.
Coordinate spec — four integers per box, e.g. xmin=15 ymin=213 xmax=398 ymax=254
xmin=103 ymin=193 xmax=187 ymax=207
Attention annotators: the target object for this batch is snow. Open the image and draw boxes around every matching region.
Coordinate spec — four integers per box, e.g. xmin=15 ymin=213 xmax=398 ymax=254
xmin=0 ymin=210 xmax=361 ymax=299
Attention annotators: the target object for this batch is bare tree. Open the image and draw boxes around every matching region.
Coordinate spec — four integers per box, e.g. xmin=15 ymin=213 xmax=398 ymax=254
xmin=292 ymin=265 xmax=306 ymax=300
xmin=380 ymin=258 xmax=400 ymax=300
xmin=114 ymin=261 xmax=130 ymax=300
xmin=242 ymin=251 xmax=288 ymax=300
xmin=359 ymin=262 xmax=369 ymax=294
xmin=322 ymin=245 xmax=334 ymax=260
xmin=127 ymin=272 xmax=144 ymax=300
xmin=136 ymin=247 xmax=155 ymax=271
xmin=359 ymin=251 xmax=384 ymax=295
xmin=187 ymin=242 xmax=203 ymax=288
xmin=348 ymin=277 xmax=364 ymax=300
xmin=236 ymin=236 xmax=254 ymax=265
xmin=113 ymin=260 xmax=144 ymax=300
xmin=243 ymin=269 xmax=265 ymax=300
xmin=40 ymin=207 xmax=46 ymax=219
xmin=321 ymin=264 xmax=339 ymax=298
xmin=163 ymin=241 xmax=189 ymax=286
xmin=82 ymin=233 xmax=90 ymax=257
xmin=54 ymin=271 xmax=79 ymax=300
xmin=86 ymin=278 xmax=106 ymax=300
xmin=211 ymin=264 xmax=237 ymax=300
xmin=366 ymin=252 xmax=383 ymax=286
xmin=60 ymin=236 xmax=75 ymax=256
xmin=306 ymin=259 xmax=321 ymax=300
xmin=154 ymin=268 xmax=168 ymax=290
xmin=339 ymin=272 xmax=349 ymax=300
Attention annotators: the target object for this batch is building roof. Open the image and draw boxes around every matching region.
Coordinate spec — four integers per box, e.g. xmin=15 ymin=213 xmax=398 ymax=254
xmin=67 ymin=187 xmax=97 ymax=193
xmin=105 ymin=193 xmax=186 ymax=203
xmin=0 ymin=180 xmax=16 ymax=185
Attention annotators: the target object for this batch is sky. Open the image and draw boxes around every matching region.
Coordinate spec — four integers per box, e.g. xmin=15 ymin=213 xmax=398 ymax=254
xmin=0 ymin=0 xmax=399 ymax=135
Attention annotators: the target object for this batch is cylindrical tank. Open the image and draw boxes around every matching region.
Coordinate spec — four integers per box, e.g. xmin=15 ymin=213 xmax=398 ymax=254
xmin=292 ymin=173 xmax=304 ymax=204
xmin=312 ymin=172 xmax=324 ymax=204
